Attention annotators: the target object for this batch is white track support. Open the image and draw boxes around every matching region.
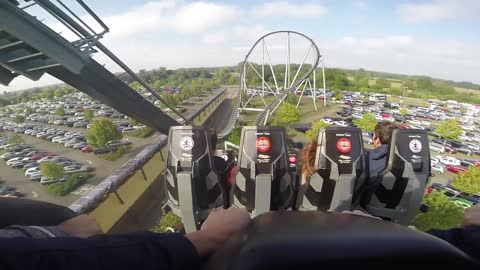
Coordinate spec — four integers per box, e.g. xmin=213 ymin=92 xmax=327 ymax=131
xmin=290 ymin=44 xmax=312 ymax=87
xmin=309 ymin=76 xmax=317 ymax=111
xmin=322 ymin=57 xmax=326 ymax=107
xmin=248 ymin=62 xmax=277 ymax=97
xmin=313 ymin=69 xmax=317 ymax=111
xmin=263 ymin=109 xmax=270 ymax=126
xmin=264 ymin=40 xmax=279 ymax=93
xmin=296 ymin=80 xmax=308 ymax=108
xmin=262 ymin=39 xmax=265 ymax=97
xmin=284 ymin=33 xmax=289 ymax=90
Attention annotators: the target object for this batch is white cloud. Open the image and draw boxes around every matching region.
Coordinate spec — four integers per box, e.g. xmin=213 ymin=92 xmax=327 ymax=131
xmin=172 ymin=2 xmax=239 ymax=33
xmin=325 ymin=35 xmax=480 ymax=83
xmin=253 ymin=1 xmax=327 ymax=18
xmin=399 ymin=0 xmax=480 ymax=23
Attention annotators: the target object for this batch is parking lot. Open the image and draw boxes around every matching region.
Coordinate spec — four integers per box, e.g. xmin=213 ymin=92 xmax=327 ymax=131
xmin=0 ymin=132 xmax=155 ymax=205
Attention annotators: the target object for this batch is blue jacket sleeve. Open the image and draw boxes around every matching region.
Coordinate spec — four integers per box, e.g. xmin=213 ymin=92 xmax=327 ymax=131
xmin=427 ymin=226 xmax=480 ymax=260
xmin=0 ymin=231 xmax=200 ymax=270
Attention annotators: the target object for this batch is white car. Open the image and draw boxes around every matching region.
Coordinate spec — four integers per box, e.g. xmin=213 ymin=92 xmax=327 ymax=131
xmin=407 ymin=120 xmax=421 ymax=126
xmin=431 ymin=164 xmax=445 ymax=174
xmin=465 ymin=143 xmax=480 ymax=151
xmin=334 ymin=120 xmax=348 ymax=127
xmin=321 ymin=118 xmax=335 ymax=125
xmin=436 ymin=156 xmax=461 ymax=166
xmin=463 ymin=126 xmax=476 ymax=132
xmin=51 ymin=136 xmax=64 ymax=143
xmin=6 ymin=157 xmax=23 ymax=166
xmin=429 ymin=143 xmax=445 ymax=153
xmin=25 ymin=167 xmax=40 ymax=176
xmin=430 ymin=157 xmax=440 ymax=165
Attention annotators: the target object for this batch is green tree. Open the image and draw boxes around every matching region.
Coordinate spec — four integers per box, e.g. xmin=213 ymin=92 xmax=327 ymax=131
xmin=353 ymin=113 xmax=378 ymax=131
xmin=412 ymin=191 xmax=464 ymax=231
xmin=306 ymin=120 xmax=330 ymax=141
xmin=56 ymin=107 xmax=65 ymax=116
xmin=451 ymin=166 xmax=480 ymax=195
xmin=9 ymin=134 xmax=24 ymax=145
xmin=86 ymin=118 xmax=123 ymax=147
xmin=274 ymin=103 xmax=300 ymax=126
xmin=435 ymin=119 xmax=461 ymax=140
xmin=129 ymin=81 xmax=143 ymax=92
xmin=40 ymin=162 xmax=65 ymax=180
xmin=13 ymin=115 xmax=25 ymax=123
xmin=84 ymin=109 xmax=94 ymax=121
xmin=25 ymin=107 xmax=33 ymax=114
xmin=285 ymin=93 xmax=299 ymax=104
xmin=399 ymin=107 xmax=409 ymax=116
xmin=227 ymin=127 xmax=241 ymax=146
xmin=375 ymin=78 xmax=391 ymax=89
xmin=44 ymin=90 xmax=54 ymax=100
xmin=54 ymin=90 xmax=64 ymax=98
xmin=333 ymin=89 xmax=344 ymax=100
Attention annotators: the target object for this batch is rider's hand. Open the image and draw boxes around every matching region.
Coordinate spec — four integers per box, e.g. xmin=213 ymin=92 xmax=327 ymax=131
xmin=201 ymin=207 xmax=251 ymax=236
xmin=186 ymin=208 xmax=251 ymax=256
xmin=58 ymin=214 xmax=103 ymax=238
xmin=464 ymin=204 xmax=480 ymax=227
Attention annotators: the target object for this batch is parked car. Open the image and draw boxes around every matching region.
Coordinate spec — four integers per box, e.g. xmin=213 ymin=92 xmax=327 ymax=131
xmin=93 ymin=147 xmax=117 ymax=154
xmin=446 ymin=165 xmax=468 ymax=174
xmin=81 ymin=146 xmax=93 ymax=153
xmin=436 ymin=156 xmax=461 ymax=166
xmin=429 ymin=143 xmax=445 ymax=153
xmin=431 ymin=164 xmax=445 ymax=174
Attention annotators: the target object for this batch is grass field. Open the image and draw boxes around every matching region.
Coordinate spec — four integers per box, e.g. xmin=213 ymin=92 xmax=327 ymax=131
xmin=454 ymin=87 xmax=480 ymax=96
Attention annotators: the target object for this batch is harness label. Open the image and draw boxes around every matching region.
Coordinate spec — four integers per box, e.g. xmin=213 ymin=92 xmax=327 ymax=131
xmin=256 ymin=136 xmax=271 ymax=153
xmin=336 ymin=138 xmax=352 ymax=153
xmin=409 ymin=139 xmax=422 ymax=153
xmin=179 ymin=136 xmax=194 ymax=151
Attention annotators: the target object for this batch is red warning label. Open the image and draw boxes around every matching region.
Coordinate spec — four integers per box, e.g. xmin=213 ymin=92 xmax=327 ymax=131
xmin=336 ymin=138 xmax=352 ymax=153
xmin=256 ymin=137 xmax=271 ymax=153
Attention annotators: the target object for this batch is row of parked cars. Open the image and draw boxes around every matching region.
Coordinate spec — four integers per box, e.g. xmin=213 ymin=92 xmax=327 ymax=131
xmin=0 ymin=136 xmax=92 ymax=185
xmin=426 ymin=183 xmax=480 ymax=208
xmin=429 ymin=139 xmax=480 ymax=156
xmin=431 ymin=156 xmax=480 ymax=175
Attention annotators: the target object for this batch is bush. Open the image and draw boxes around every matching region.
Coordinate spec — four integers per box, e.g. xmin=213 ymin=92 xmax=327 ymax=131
xmin=47 ymin=172 xmax=91 ymax=196
xmin=451 ymin=166 xmax=480 ymax=195
xmin=412 ymin=191 xmax=464 ymax=231
xmin=306 ymin=120 xmax=330 ymax=141
xmin=126 ymin=127 xmax=154 ymax=138
xmin=96 ymin=146 xmax=127 ymax=161
xmin=40 ymin=162 xmax=65 ymax=180
xmin=150 ymin=211 xmax=183 ymax=233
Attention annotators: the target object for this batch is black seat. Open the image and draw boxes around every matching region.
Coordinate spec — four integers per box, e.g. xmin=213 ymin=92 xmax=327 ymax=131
xmin=204 ymin=211 xmax=478 ymax=270
xmin=296 ymin=127 xmax=367 ymax=211
xmin=231 ymin=126 xmax=294 ymax=217
xmin=165 ymin=126 xmax=228 ymax=232
xmin=364 ymin=129 xmax=430 ymax=224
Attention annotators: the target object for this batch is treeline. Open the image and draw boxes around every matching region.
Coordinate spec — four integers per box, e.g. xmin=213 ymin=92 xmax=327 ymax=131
xmin=1 ymin=86 xmax=76 ymax=106
xmin=125 ymin=67 xmax=239 ymax=108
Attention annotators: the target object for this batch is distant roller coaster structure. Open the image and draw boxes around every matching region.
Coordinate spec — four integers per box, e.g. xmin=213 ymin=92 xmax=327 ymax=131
xmin=217 ymin=30 xmax=325 ymax=138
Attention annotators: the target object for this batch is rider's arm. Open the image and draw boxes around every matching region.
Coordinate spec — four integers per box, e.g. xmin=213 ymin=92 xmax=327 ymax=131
xmin=427 ymin=226 xmax=480 ymax=259
xmin=0 ymin=208 xmax=251 ymax=270
xmin=427 ymin=205 xmax=480 ymax=260
xmin=0 ymin=231 xmax=200 ymax=270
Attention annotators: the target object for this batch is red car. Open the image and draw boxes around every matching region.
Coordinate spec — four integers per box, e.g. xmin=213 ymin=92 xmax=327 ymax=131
xmin=380 ymin=112 xmax=391 ymax=118
xmin=446 ymin=165 xmax=468 ymax=174
xmin=81 ymin=146 xmax=93 ymax=153
xmin=399 ymin=124 xmax=411 ymax=129
xmin=31 ymin=152 xmax=55 ymax=161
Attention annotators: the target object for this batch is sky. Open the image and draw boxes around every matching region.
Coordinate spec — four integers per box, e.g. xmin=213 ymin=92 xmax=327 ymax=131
xmin=2 ymin=0 xmax=480 ymax=91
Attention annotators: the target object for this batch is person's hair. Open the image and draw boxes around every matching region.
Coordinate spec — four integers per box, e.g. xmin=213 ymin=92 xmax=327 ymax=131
xmin=374 ymin=122 xmax=398 ymax=145
xmin=301 ymin=140 xmax=318 ymax=180
xmin=209 ymin=129 xmax=217 ymax=151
